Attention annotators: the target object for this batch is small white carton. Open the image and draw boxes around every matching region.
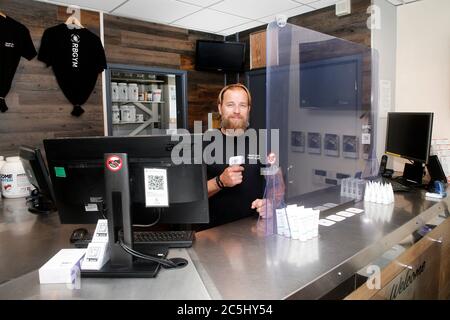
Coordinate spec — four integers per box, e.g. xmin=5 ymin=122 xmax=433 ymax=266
xmin=38 ymin=249 xmax=86 ymax=284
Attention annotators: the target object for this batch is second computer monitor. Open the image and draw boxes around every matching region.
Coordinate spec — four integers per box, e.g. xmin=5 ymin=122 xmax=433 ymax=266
xmin=385 ymin=112 xmax=433 ymax=164
xmin=43 ymin=135 xmax=209 ymax=226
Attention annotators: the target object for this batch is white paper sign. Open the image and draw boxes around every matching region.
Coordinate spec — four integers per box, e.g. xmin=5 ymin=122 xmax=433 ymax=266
xmin=362 ymin=133 xmax=371 ymax=145
xmin=319 ymin=219 xmax=336 ymax=226
xmin=144 ymin=168 xmax=169 ymax=207
xmin=336 ymin=211 xmax=355 ymax=217
xmin=322 ymin=202 xmax=338 ymax=208
xmin=326 ymin=214 xmax=346 ymax=222
xmin=345 ymin=207 xmax=364 ymax=214
xmin=379 ymin=80 xmax=392 ymax=119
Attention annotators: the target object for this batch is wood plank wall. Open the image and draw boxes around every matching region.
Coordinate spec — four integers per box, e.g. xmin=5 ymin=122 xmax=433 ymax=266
xmin=235 ymin=0 xmax=372 ymax=71
xmin=0 ymin=0 xmax=224 ymax=157
xmin=103 ymin=15 xmax=224 ymax=131
xmin=0 ymin=0 xmax=372 ymax=157
xmin=0 ymin=0 xmax=103 ymax=157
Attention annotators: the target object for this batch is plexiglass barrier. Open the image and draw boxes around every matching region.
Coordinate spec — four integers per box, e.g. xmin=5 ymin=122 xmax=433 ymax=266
xmin=261 ymin=22 xmax=379 ymax=236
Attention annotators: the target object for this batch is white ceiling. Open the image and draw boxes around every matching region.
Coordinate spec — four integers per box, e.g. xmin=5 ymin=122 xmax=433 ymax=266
xmin=35 ymin=0 xmax=343 ymax=36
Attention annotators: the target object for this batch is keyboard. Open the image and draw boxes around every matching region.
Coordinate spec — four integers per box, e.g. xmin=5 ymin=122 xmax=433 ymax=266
xmin=382 ymin=178 xmax=412 ymax=192
xmin=133 ymin=230 xmax=195 ymax=248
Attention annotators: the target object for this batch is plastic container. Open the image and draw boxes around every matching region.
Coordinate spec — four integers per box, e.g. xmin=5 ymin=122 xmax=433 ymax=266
xmin=152 ymin=89 xmax=162 ymax=102
xmin=128 ymin=105 xmax=136 ymax=122
xmin=136 ymin=114 xmax=144 ymax=123
xmin=112 ymin=104 xmax=120 ymax=124
xmin=120 ymin=105 xmax=131 ymax=123
xmin=111 ymin=82 xmax=119 ymax=101
xmin=0 ymin=156 xmax=5 ymax=171
xmin=128 ymin=83 xmax=138 ymax=102
xmin=0 ymin=156 xmax=4 ymax=198
xmin=0 ymin=156 xmax=32 ymax=198
xmin=118 ymin=83 xmax=128 ymax=102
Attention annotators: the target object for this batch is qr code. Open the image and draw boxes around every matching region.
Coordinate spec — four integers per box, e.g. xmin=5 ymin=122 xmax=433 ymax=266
xmin=147 ymin=175 xmax=164 ymax=190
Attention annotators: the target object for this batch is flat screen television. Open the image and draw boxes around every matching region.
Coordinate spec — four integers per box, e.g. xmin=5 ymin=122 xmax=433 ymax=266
xmin=300 ymin=54 xmax=363 ymax=110
xmin=195 ymin=40 xmax=246 ymax=72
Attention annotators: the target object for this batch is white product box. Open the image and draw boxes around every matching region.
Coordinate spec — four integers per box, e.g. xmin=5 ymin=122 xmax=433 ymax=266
xmin=39 ymin=249 xmax=86 ymax=284
xmin=92 ymin=219 xmax=109 ymax=243
xmin=81 ymin=242 xmax=110 ymax=270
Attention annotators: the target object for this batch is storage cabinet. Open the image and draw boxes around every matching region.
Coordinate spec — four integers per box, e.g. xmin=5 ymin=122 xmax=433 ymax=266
xmin=105 ymin=64 xmax=188 ymax=136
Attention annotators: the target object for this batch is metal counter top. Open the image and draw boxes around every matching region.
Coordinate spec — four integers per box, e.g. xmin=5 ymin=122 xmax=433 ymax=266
xmin=189 ymin=189 xmax=449 ymax=299
xmin=0 ymin=189 xmax=448 ymax=299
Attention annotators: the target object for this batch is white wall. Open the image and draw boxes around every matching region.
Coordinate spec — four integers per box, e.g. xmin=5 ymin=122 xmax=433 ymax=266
xmin=394 ymin=0 xmax=450 ymax=169
xmin=396 ymin=0 xmax=450 ymax=137
xmin=372 ymin=0 xmax=450 ymax=171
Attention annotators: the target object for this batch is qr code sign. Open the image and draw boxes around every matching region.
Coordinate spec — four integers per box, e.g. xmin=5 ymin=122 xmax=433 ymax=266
xmin=147 ymin=175 xmax=164 ymax=190
xmin=144 ymin=168 xmax=168 ymax=207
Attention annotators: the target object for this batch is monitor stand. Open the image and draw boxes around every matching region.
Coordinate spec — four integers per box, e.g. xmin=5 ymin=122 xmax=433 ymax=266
xmin=81 ymin=153 xmax=166 ymax=278
xmin=401 ymin=161 xmax=424 ymax=185
xmin=26 ymin=189 xmax=57 ymax=215
xmin=81 ymin=245 xmax=168 ymax=278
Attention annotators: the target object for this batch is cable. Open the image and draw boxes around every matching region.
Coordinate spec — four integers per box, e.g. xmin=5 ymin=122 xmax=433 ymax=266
xmin=132 ymin=208 xmax=161 ymax=227
xmin=117 ymin=230 xmax=187 ymax=269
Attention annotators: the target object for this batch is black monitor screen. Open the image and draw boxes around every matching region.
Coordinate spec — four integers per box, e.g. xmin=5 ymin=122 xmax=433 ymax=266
xmin=385 ymin=112 xmax=433 ymax=163
xmin=300 ymin=54 xmax=362 ymax=110
xmin=43 ymin=135 xmax=209 ymax=226
xmin=195 ymin=40 xmax=245 ymax=72
xmin=19 ymin=145 xmax=55 ymax=202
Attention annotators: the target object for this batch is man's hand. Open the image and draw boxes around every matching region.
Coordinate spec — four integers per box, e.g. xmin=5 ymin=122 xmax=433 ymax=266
xmin=220 ymin=165 xmax=244 ymax=187
xmin=251 ymin=198 xmax=273 ymax=219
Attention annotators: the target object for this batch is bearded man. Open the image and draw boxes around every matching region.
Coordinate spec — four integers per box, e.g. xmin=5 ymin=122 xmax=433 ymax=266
xmin=204 ymin=83 xmax=267 ymax=229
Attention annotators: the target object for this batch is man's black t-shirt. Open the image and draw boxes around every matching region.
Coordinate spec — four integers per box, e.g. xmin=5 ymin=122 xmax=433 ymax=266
xmin=0 ymin=16 xmax=37 ymax=108
xmin=38 ymin=24 xmax=107 ymax=116
xmin=205 ymin=131 xmax=265 ymax=229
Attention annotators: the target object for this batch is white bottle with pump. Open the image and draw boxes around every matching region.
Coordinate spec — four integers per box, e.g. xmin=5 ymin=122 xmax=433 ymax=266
xmin=0 ymin=156 xmax=32 ymax=198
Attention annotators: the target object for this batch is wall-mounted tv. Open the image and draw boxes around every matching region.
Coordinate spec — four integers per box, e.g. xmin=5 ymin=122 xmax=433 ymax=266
xmin=195 ymin=40 xmax=246 ymax=73
xmin=300 ymin=54 xmax=363 ymax=110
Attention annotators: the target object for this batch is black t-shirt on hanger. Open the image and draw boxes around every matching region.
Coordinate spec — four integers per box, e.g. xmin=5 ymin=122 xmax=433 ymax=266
xmin=0 ymin=16 xmax=37 ymax=112
xmin=38 ymin=24 xmax=107 ymax=116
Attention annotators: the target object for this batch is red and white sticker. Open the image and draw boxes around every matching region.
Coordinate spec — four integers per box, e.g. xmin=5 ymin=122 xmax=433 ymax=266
xmin=106 ymin=155 xmax=123 ymax=172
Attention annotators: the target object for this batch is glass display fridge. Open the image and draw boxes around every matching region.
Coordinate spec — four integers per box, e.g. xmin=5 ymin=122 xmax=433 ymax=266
xmin=105 ymin=64 xmax=188 ymax=136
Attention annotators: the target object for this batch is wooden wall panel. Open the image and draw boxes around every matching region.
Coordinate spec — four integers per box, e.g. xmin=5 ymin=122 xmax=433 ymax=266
xmin=0 ymin=0 xmax=372 ymax=157
xmin=0 ymin=0 xmax=103 ymax=157
xmin=236 ymin=0 xmax=372 ymax=71
xmin=103 ymin=15 xmax=224 ymax=131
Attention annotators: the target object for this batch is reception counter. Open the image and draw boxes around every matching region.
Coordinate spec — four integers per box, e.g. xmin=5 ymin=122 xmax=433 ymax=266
xmin=0 ymin=187 xmax=448 ymax=300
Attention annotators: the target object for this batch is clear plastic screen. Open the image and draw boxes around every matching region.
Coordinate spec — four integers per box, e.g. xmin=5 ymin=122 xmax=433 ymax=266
xmin=261 ymin=21 xmax=379 ymax=235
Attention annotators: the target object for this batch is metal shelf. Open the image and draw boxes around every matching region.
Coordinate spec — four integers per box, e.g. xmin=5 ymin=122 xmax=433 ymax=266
xmin=112 ymin=121 xmax=146 ymax=125
xmin=112 ymin=101 xmax=165 ymax=104
xmin=111 ymin=78 xmax=164 ymax=84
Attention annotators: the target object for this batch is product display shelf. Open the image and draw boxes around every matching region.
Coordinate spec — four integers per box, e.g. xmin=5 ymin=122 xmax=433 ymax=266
xmin=111 ymin=78 xmax=164 ymax=84
xmin=112 ymin=101 xmax=165 ymax=104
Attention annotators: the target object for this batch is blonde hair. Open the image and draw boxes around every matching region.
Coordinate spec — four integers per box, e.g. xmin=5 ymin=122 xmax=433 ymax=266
xmin=217 ymin=83 xmax=252 ymax=107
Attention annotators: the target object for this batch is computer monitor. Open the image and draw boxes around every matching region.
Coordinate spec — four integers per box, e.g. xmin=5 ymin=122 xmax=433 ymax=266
xmin=43 ymin=134 xmax=209 ymax=277
xmin=43 ymin=135 xmax=209 ymax=226
xmin=19 ymin=145 xmax=57 ymax=214
xmin=385 ymin=112 xmax=433 ymax=184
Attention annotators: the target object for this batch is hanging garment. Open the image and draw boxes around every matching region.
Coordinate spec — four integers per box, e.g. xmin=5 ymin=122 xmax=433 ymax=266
xmin=0 ymin=15 xmax=37 ymax=112
xmin=38 ymin=24 xmax=107 ymax=116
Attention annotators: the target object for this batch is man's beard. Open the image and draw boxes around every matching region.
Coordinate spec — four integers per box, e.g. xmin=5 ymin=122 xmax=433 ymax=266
xmin=221 ymin=116 xmax=249 ymax=130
